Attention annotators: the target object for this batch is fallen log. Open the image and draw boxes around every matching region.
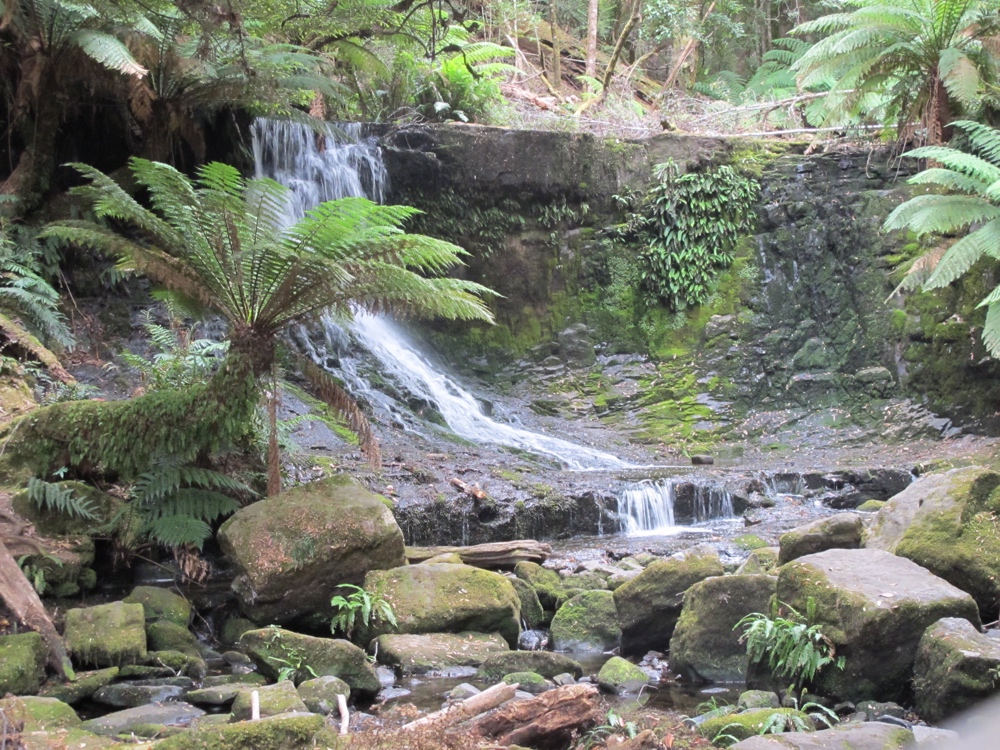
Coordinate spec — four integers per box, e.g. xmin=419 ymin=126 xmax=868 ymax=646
xmin=402 ymin=681 xmax=517 ymax=731
xmin=449 ymin=477 xmax=487 ymax=500
xmin=471 ymin=683 xmax=602 ymax=748
xmin=406 ymin=539 xmax=552 ymax=569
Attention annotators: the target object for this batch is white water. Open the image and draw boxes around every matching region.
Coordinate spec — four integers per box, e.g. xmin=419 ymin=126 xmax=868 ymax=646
xmin=618 ymin=478 xmax=735 ymax=535
xmin=253 ymin=117 xmax=631 ymax=470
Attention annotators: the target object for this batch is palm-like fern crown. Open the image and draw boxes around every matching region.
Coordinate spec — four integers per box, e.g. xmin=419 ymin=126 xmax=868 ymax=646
xmin=885 ymin=120 xmax=1000 ymax=354
xmin=44 ymin=158 xmax=494 ymax=345
xmin=792 ymin=0 xmax=1000 ymax=138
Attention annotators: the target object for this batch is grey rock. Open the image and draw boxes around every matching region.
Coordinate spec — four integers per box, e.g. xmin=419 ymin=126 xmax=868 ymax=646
xmin=81 ymin=702 xmax=204 ymax=736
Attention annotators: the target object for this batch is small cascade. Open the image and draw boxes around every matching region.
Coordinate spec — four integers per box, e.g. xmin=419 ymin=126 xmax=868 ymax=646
xmin=617 ymin=478 xmax=736 ymax=535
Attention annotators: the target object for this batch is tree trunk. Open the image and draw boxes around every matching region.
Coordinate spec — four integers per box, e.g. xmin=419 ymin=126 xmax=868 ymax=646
xmin=549 ymin=1 xmax=562 ymax=92
xmin=586 ymin=0 xmax=600 ymax=78
xmin=2 ymin=65 xmax=62 ymax=212
xmin=267 ymin=365 xmax=281 ymax=497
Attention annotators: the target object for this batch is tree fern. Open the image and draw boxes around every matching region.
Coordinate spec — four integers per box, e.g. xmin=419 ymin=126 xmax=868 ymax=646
xmin=27 ymin=478 xmax=98 ymax=521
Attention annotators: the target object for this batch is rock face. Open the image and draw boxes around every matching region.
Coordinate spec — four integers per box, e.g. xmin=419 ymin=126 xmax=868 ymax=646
xmin=361 ymin=563 xmax=521 ymax=647
xmin=0 ymin=632 xmax=46 ymax=695
xmin=64 ymin=602 xmax=147 ymax=668
xmin=670 ymin=574 xmax=777 ymax=683
xmin=775 ymin=548 xmax=981 ymax=701
xmin=913 ymin=617 xmax=1000 ymax=723
xmin=374 ymin=632 xmax=509 ymax=674
xmin=866 ymin=467 xmax=1000 ymax=617
xmin=778 ymin=512 xmax=864 ymax=564
xmin=613 ymin=544 xmax=724 ymax=655
xmin=550 ymin=590 xmax=621 ymax=652
xmin=218 ymin=476 xmax=406 ymax=624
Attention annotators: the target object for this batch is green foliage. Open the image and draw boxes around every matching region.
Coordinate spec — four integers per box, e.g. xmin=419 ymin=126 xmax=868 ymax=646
xmin=26 ymin=477 xmax=98 ymax=520
xmin=885 ymin=121 xmax=1000 ymax=356
xmin=263 ymin=626 xmax=318 ymax=683
xmin=330 ymin=584 xmax=397 ymax=640
xmin=613 ymin=162 xmax=758 ymax=311
xmin=416 ymin=30 xmax=515 ymax=122
xmin=735 ymin=598 xmax=845 ymax=694
xmin=17 ymin=552 xmax=63 ymax=595
xmin=582 ymin=708 xmax=640 ymax=749
xmin=118 ymin=312 xmax=227 ymax=393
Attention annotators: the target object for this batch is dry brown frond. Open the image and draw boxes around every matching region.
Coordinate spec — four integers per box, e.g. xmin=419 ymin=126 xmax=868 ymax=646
xmin=300 ymin=356 xmax=381 ymax=469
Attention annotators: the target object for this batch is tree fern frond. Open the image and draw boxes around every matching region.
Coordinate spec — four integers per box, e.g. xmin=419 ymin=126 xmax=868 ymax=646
xmin=982 ymin=300 xmax=1000 ymax=357
xmin=884 ymin=193 xmax=1000 ymax=233
xmin=27 ymin=478 xmax=98 ymax=520
xmin=69 ymin=29 xmax=147 ymax=77
xmin=925 ymin=219 xmax=1000 ymax=288
xmin=145 ymin=515 xmax=213 ymax=549
xmin=939 ymin=47 xmax=982 ymax=106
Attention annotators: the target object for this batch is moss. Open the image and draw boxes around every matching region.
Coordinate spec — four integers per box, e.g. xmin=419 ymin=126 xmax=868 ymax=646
xmin=124 ymin=586 xmax=191 ymax=626
xmin=64 ymin=601 xmax=147 ymax=668
xmin=733 ymin=534 xmax=768 ymax=551
xmin=39 ymin=667 xmax=118 ymax=704
xmin=230 ymin=681 xmax=308 ymax=721
xmin=20 ymin=727 xmax=118 ymax=750
xmin=146 ymin=649 xmax=207 ymax=678
xmin=697 ymin=708 xmax=813 ymax=743
xmin=857 ymin=499 xmax=886 ymax=512
xmin=220 ymin=617 xmax=257 ymax=646
xmin=735 ymin=548 xmax=779 ymax=575
xmin=502 ymin=671 xmax=548 ymax=693
xmin=0 ymin=631 xmax=47 ymax=695
xmin=155 ymin=713 xmax=325 ymax=750
xmin=297 ymin=675 xmax=351 ymax=713
xmin=0 ymin=696 xmax=80 ymax=731
xmin=550 ymin=590 xmax=620 ymax=652
xmin=596 ymin=656 xmax=649 ymax=694
xmin=478 ymin=651 xmax=583 ymax=681
xmin=509 ymin=577 xmax=545 ymax=629
xmin=11 ymin=481 xmax=123 ymax=538
xmin=147 ymin=619 xmax=201 ymax=656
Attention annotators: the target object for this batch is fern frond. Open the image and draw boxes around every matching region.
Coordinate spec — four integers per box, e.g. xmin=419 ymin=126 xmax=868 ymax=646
xmin=27 ymin=478 xmax=98 ymax=520
xmin=145 ymin=515 xmax=213 ymax=549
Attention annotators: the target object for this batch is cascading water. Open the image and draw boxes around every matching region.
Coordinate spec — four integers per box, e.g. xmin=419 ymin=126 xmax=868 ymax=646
xmin=253 ymin=118 xmax=631 ymax=470
xmin=618 ymin=478 xmax=735 ymax=535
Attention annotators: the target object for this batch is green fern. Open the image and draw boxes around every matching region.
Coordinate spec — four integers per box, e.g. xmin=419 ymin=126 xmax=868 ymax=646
xmin=27 ymin=478 xmax=98 ymax=521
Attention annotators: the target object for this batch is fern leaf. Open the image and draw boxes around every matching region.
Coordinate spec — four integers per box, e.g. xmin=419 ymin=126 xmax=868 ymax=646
xmin=69 ymin=29 xmax=147 ymax=77
xmin=27 ymin=478 xmax=98 ymax=520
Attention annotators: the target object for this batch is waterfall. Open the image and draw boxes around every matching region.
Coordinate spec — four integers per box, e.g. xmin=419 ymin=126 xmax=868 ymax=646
xmin=618 ymin=479 xmax=735 ymax=535
xmin=253 ymin=118 xmax=631 ymax=470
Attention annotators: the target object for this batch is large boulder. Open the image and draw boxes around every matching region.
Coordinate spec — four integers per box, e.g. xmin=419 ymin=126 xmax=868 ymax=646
xmin=64 ymin=602 xmax=147 ymax=668
xmin=613 ymin=544 xmax=724 ymax=655
xmin=80 ymin=702 xmax=204 ymax=736
xmin=729 ymin=722 xmax=914 ymax=749
xmin=778 ymin=513 xmax=864 ymax=564
xmin=775 ymin=548 xmax=980 ymax=702
xmin=239 ymin=628 xmax=380 ymax=695
xmin=0 ymin=632 xmax=46 ymax=695
xmin=596 ymin=656 xmax=650 ymax=694
xmin=230 ymin=681 xmax=308 ymax=721
xmin=670 ymin=574 xmax=777 ymax=683
xmin=550 ymin=590 xmax=621 ymax=652
xmin=478 ymin=651 xmax=583 ymax=681
xmin=155 ymin=713 xmax=324 ymax=750
xmin=361 ymin=563 xmax=521 ymax=647
xmin=697 ymin=708 xmax=812 ymax=744
xmin=913 ymin=617 xmax=1000 ymax=723
xmin=123 ymin=586 xmax=191 ymax=626
xmin=866 ymin=467 xmax=1000 ymax=617
xmin=218 ymin=476 xmax=406 ymax=624
xmin=374 ymin=632 xmax=508 ymax=674
xmin=509 ymin=577 xmax=546 ymax=628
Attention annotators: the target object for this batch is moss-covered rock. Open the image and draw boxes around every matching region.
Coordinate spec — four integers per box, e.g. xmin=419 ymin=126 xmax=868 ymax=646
xmin=478 ymin=651 xmax=583 ymax=681
xmin=11 ymin=481 xmax=122 ymax=538
xmin=230 ymin=680 xmax=308 ymax=721
xmin=613 ymin=544 xmax=724 ymax=655
xmin=0 ymin=695 xmax=80 ymax=731
xmin=81 ymin=702 xmax=204 ymax=736
xmin=778 ymin=512 xmax=864 ymax=564
xmin=147 ymin=619 xmax=201 ymax=656
xmin=735 ymin=548 xmax=779 ymax=575
xmin=155 ymin=712 xmax=324 ymax=750
xmin=93 ymin=680 xmax=187 ymax=707
xmin=19 ymin=727 xmax=118 ymax=750
xmin=857 ymin=499 xmax=886 ymax=512
xmin=670 ymin=574 xmax=777 ymax=683
xmin=734 ymin=535 xmax=769 ymax=551
xmin=737 ymin=690 xmax=779 ymax=710
xmin=727 ymin=722 xmax=914 ymax=749
xmin=550 ymin=590 xmax=620 ymax=652
xmin=124 ymin=586 xmax=191 ymax=626
xmin=502 ymin=671 xmax=550 ymax=694
xmin=296 ymin=675 xmax=350 ymax=714
xmin=698 ymin=708 xmax=812 ymax=743
xmin=145 ymin=649 xmax=207 ymax=679
xmin=0 ymin=631 xmax=46 ymax=695
xmin=510 ymin=577 xmax=546 ymax=628
xmin=374 ymin=632 xmax=508 ymax=674
xmin=596 ymin=656 xmax=649 ymax=694
xmin=185 ymin=682 xmax=269 ymax=706
xmin=220 ymin=617 xmax=257 ymax=646
xmin=218 ymin=476 xmax=406 ymax=624
xmin=39 ymin=667 xmax=118 ymax=705
xmin=913 ymin=617 xmax=1000 ymax=723
xmin=514 ymin=561 xmax=566 ymax=610
xmin=361 ymin=563 xmax=521 ymax=647
xmin=64 ymin=601 xmax=147 ymax=668
xmin=775 ymin=548 xmax=980 ymax=702
xmin=866 ymin=467 xmax=1000 ymax=618
xmin=239 ymin=628 xmax=380 ymax=695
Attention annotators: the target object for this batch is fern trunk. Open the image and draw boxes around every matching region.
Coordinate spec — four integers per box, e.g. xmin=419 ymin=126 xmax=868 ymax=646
xmin=2 ymin=64 xmax=62 ymax=212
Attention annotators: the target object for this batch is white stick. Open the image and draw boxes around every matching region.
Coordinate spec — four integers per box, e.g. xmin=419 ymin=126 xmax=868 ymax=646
xmin=402 ymin=682 xmax=518 ymax=731
xmin=251 ymin=690 xmax=260 ymax=721
xmin=337 ymin=693 xmax=349 ymax=735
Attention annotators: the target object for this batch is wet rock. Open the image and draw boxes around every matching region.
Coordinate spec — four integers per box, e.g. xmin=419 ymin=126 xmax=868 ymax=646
xmin=699 ymin=708 xmax=813 ymax=744
xmin=93 ymin=681 xmax=185 ymax=707
xmin=737 ymin=690 xmax=780 ymax=710
xmin=778 ymin=512 xmax=864 ymax=564
xmin=518 ymin=629 xmax=549 ymax=651
xmin=374 ymin=632 xmax=508 ymax=674
xmin=729 ymin=721 xmax=914 ymax=748
xmin=154 ymin=712 xmax=324 ymax=749
xmin=550 ymin=590 xmax=620 ymax=653
xmin=39 ymin=667 xmax=118 ymax=705
xmin=509 ymin=577 xmax=545 ymax=628
xmin=375 ymin=666 xmax=395 ymax=687
xmin=613 ymin=544 xmax=724 ymax=655
xmin=81 ymin=702 xmax=204 ymax=736
xmin=557 ymin=324 xmax=596 ymax=366
xmin=240 ymin=628 xmax=381 ymax=695
xmin=596 ymin=657 xmax=650 ymax=694
xmin=185 ymin=681 xmax=268 ymax=706
xmin=774 ymin=548 xmax=980 ymax=702
xmin=123 ymin=586 xmax=191 ymax=626
xmin=691 ymin=455 xmax=714 ymax=465
xmin=866 ymin=467 xmax=1000 ymax=618
xmin=552 ymin=673 xmax=576 ymax=686
xmin=735 ymin=547 xmax=779 ymax=575
xmin=0 ymin=695 xmax=80 ymax=731
xmin=203 ymin=672 xmax=267 ymax=687
xmin=297 ymin=675 xmax=350 ymax=714
xmin=377 ymin=686 xmax=412 ymax=702
xmin=0 ymin=632 xmax=46 ymax=695
xmin=231 ymin=680 xmax=308 ymax=721
xmin=914 ymin=617 xmax=1000 ymax=723
xmin=64 ymin=601 xmax=147 ymax=668
xmin=218 ymin=476 xmax=406 ymax=624
xmin=360 ymin=563 xmax=521 ymax=647
xmin=503 ymin=671 xmax=552 ymax=694
xmin=478 ymin=651 xmax=583 ymax=681
xmin=448 ymin=683 xmax=481 ymax=701
xmin=145 ymin=649 xmax=207 ymax=679
xmin=670 ymin=574 xmax=777 ymax=683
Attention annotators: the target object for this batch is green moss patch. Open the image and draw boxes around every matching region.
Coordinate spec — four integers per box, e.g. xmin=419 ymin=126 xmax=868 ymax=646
xmin=155 ymin=713 xmax=324 ymax=750
xmin=64 ymin=601 xmax=147 ymax=668
xmin=0 ymin=631 xmax=46 ymax=696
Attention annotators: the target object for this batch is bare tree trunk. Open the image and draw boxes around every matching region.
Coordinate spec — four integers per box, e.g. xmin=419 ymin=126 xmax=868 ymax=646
xmin=577 ymin=6 xmax=642 ymax=114
xmin=586 ymin=0 xmax=600 ymax=78
xmin=0 ymin=538 xmax=74 ymax=680
xmin=663 ymin=1 xmax=716 ymax=91
xmin=549 ymin=0 xmax=562 ymax=92
xmin=267 ymin=366 xmax=281 ymax=497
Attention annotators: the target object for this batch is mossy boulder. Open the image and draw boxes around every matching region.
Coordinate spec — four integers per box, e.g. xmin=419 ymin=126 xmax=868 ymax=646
xmin=218 ymin=476 xmax=406 ymax=624
xmin=124 ymin=586 xmax=191 ymax=626
xmin=728 ymin=722 xmax=914 ymax=749
xmin=866 ymin=467 xmax=1000 ymax=617
xmin=0 ymin=695 xmax=80 ymax=731
xmin=514 ymin=561 xmax=566 ymax=609
xmin=670 ymin=574 xmax=777 ymax=683
xmin=185 ymin=682 xmax=269 ymax=706
xmin=857 ymin=499 xmax=886 ymax=513
xmin=502 ymin=671 xmax=550 ymax=694
xmin=613 ymin=544 xmax=724 ymax=655
xmin=145 ymin=649 xmax=207 ymax=679
xmin=64 ymin=601 xmax=147 ymax=668
xmin=698 ymin=708 xmax=812 ymax=743
xmin=775 ymin=548 xmax=980 ymax=702
xmin=296 ymin=675 xmax=350 ymax=714
xmin=81 ymin=702 xmax=205 ymax=736
xmin=778 ymin=512 xmax=864 ymax=564
xmin=361 ymin=563 xmax=521 ymax=647
xmin=510 ymin=577 xmax=546 ymax=628
xmin=39 ymin=667 xmax=118 ymax=704
xmin=374 ymin=632 xmax=509 ymax=674
xmin=550 ymin=590 xmax=621 ymax=652
xmin=735 ymin=548 xmax=779 ymax=575
xmin=220 ymin=617 xmax=258 ymax=646
xmin=19 ymin=728 xmax=118 ymax=750
xmin=737 ymin=690 xmax=780 ymax=710
xmin=12 ymin=481 xmax=122 ymax=538
xmin=147 ymin=619 xmax=201 ymax=655
xmin=230 ymin=680 xmax=308 ymax=721
xmin=0 ymin=631 xmax=46 ymax=695
xmin=155 ymin=712 xmax=324 ymax=750
xmin=734 ymin=535 xmax=769 ymax=551
xmin=913 ymin=617 xmax=1000 ymax=723
xmin=596 ymin=656 xmax=649 ymax=694
xmin=478 ymin=651 xmax=583 ymax=681
xmin=239 ymin=628 xmax=380 ymax=695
